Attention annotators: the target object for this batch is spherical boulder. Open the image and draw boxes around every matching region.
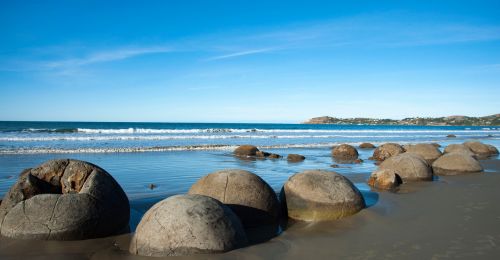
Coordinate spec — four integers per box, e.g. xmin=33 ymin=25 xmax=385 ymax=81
xmin=332 ymin=144 xmax=359 ymax=161
xmin=281 ymin=170 xmax=365 ymax=221
xmin=432 ymin=152 xmax=483 ymax=175
xmin=130 ymin=194 xmax=247 ymax=257
xmin=404 ymin=143 xmax=443 ymax=164
xmin=443 ymin=144 xmax=475 ymax=156
xmin=359 ymin=143 xmax=376 ymax=149
xmin=234 ymin=145 xmax=259 ymax=157
xmin=0 ymin=159 xmax=129 ymax=240
xmin=379 ymin=153 xmax=433 ymax=182
xmin=368 ymin=169 xmax=402 ymax=190
xmin=188 ymin=169 xmax=280 ymax=229
xmin=372 ymin=143 xmax=405 ymax=161
xmin=464 ymin=141 xmax=498 ymax=157
xmin=287 ymin=154 xmax=305 ymax=162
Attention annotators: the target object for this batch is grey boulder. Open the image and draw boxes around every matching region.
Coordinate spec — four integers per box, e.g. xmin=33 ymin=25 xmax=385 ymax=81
xmin=379 ymin=153 xmax=433 ymax=182
xmin=432 ymin=152 xmax=483 ymax=175
xmin=404 ymin=143 xmax=443 ymax=164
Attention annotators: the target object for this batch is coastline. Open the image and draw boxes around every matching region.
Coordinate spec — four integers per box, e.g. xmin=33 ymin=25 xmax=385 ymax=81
xmin=1 ymin=158 xmax=499 ymax=259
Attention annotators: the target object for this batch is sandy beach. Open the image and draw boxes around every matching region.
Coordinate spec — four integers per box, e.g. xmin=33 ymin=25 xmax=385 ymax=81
xmin=1 ymin=158 xmax=498 ymax=259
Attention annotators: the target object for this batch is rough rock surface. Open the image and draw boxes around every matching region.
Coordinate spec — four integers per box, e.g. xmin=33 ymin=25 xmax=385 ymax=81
xmin=332 ymin=144 xmax=359 ymax=161
xmin=372 ymin=143 xmax=405 ymax=161
xmin=234 ymin=145 xmax=259 ymax=157
xmin=432 ymin=152 xmax=483 ymax=175
xmin=130 ymin=194 xmax=247 ymax=257
xmin=404 ymin=143 xmax=443 ymax=164
xmin=0 ymin=159 xmax=129 ymax=240
xmin=367 ymin=169 xmax=402 ymax=190
xmin=359 ymin=143 xmax=376 ymax=149
xmin=282 ymin=170 xmax=365 ymax=221
xmin=379 ymin=153 xmax=433 ymax=182
xmin=188 ymin=169 xmax=280 ymax=229
xmin=287 ymin=154 xmax=305 ymax=162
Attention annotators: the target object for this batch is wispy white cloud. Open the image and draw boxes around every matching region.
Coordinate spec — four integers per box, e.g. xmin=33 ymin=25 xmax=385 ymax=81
xmin=205 ymin=48 xmax=276 ymax=61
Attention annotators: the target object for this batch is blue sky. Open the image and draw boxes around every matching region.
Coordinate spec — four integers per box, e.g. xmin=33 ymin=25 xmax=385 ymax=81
xmin=1 ymin=0 xmax=499 ymax=123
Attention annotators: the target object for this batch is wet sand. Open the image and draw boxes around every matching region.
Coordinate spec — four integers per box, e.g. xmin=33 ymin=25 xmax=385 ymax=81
xmin=1 ymin=159 xmax=499 ymax=259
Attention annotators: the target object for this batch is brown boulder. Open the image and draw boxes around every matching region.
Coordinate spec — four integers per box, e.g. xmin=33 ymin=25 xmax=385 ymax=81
xmin=287 ymin=154 xmax=305 ymax=162
xmin=432 ymin=152 xmax=483 ymax=175
xmin=404 ymin=143 xmax=443 ymax=164
xmin=368 ymin=169 xmax=402 ymax=190
xmin=447 ymin=134 xmax=456 ymax=138
xmin=372 ymin=143 xmax=405 ymax=161
xmin=359 ymin=143 xmax=376 ymax=149
xmin=444 ymin=144 xmax=474 ymax=156
xmin=464 ymin=141 xmax=498 ymax=157
xmin=332 ymin=144 xmax=359 ymax=161
xmin=234 ymin=145 xmax=259 ymax=157
xmin=379 ymin=153 xmax=433 ymax=182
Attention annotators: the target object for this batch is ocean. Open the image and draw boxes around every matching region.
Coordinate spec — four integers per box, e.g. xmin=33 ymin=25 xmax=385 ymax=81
xmin=0 ymin=121 xmax=499 ymax=229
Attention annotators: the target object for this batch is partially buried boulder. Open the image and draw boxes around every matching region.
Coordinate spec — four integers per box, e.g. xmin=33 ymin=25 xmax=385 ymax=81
xmin=332 ymin=144 xmax=359 ymax=161
xmin=130 ymin=194 xmax=247 ymax=257
xmin=287 ymin=154 xmax=305 ymax=162
xmin=404 ymin=143 xmax=443 ymax=164
xmin=188 ymin=169 xmax=281 ymax=229
xmin=359 ymin=143 xmax=376 ymax=149
xmin=464 ymin=141 xmax=498 ymax=158
xmin=234 ymin=145 xmax=259 ymax=157
xmin=432 ymin=152 xmax=483 ymax=175
xmin=379 ymin=153 xmax=433 ymax=182
xmin=0 ymin=159 xmax=129 ymax=240
xmin=368 ymin=169 xmax=402 ymax=190
xmin=372 ymin=143 xmax=405 ymax=161
xmin=444 ymin=144 xmax=475 ymax=156
xmin=281 ymin=170 xmax=365 ymax=221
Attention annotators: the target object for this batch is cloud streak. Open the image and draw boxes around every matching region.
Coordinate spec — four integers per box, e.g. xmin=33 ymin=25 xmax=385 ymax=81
xmin=205 ymin=48 xmax=275 ymax=61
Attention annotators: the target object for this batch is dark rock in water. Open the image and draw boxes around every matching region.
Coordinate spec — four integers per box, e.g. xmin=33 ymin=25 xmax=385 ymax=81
xmin=332 ymin=144 xmax=359 ymax=160
xmin=234 ymin=145 xmax=259 ymax=157
xmin=447 ymin=134 xmax=457 ymax=138
xmin=268 ymin=153 xmax=282 ymax=159
xmin=368 ymin=169 xmax=402 ymax=190
xmin=432 ymin=152 xmax=483 ymax=175
xmin=353 ymin=159 xmax=363 ymax=164
xmin=148 ymin=184 xmax=157 ymax=190
xmin=130 ymin=194 xmax=247 ymax=257
xmin=359 ymin=143 xmax=376 ymax=149
xmin=0 ymin=159 xmax=130 ymax=240
xmin=379 ymin=153 xmax=433 ymax=182
xmin=188 ymin=169 xmax=281 ymax=230
xmin=330 ymin=164 xmax=340 ymax=168
xmin=487 ymin=134 xmax=493 ymax=137
xmin=282 ymin=170 xmax=365 ymax=221
xmin=404 ymin=143 xmax=443 ymax=164
xmin=287 ymin=154 xmax=305 ymax=162
xmin=255 ymin=151 xmax=270 ymax=158
xmin=372 ymin=143 xmax=405 ymax=161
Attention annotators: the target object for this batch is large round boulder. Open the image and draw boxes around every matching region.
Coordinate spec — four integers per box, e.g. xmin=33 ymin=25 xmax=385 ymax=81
xmin=444 ymin=144 xmax=474 ymax=156
xmin=281 ymin=170 xmax=365 ymax=221
xmin=379 ymin=153 xmax=433 ymax=182
xmin=130 ymin=194 xmax=247 ymax=257
xmin=367 ymin=169 xmax=402 ymax=190
xmin=234 ymin=145 xmax=259 ymax=157
xmin=332 ymin=144 xmax=359 ymax=161
xmin=404 ymin=143 xmax=443 ymax=164
xmin=0 ymin=159 xmax=129 ymax=240
xmin=188 ymin=169 xmax=280 ymax=229
xmin=372 ymin=143 xmax=405 ymax=161
xmin=464 ymin=141 xmax=498 ymax=157
xmin=432 ymin=152 xmax=483 ymax=175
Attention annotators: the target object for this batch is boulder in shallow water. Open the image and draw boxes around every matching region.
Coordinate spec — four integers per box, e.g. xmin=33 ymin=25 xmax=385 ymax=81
xmin=188 ymin=169 xmax=281 ymax=229
xmin=379 ymin=153 xmax=433 ymax=182
xmin=447 ymin=134 xmax=456 ymax=138
xmin=404 ymin=143 xmax=443 ymax=164
xmin=372 ymin=143 xmax=405 ymax=161
xmin=359 ymin=143 xmax=376 ymax=149
xmin=287 ymin=154 xmax=305 ymax=162
xmin=332 ymin=144 xmax=359 ymax=161
xmin=368 ymin=169 xmax=402 ymax=190
xmin=281 ymin=170 xmax=365 ymax=221
xmin=0 ymin=159 xmax=129 ymax=240
xmin=130 ymin=194 xmax=247 ymax=257
xmin=234 ymin=145 xmax=259 ymax=157
xmin=432 ymin=152 xmax=483 ymax=175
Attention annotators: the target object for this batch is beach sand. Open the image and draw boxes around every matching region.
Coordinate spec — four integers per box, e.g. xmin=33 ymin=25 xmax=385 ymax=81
xmin=1 ymin=159 xmax=499 ymax=259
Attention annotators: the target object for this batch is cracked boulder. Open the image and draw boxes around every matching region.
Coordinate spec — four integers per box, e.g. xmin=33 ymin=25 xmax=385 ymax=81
xmin=281 ymin=170 xmax=365 ymax=221
xmin=0 ymin=159 xmax=129 ymax=240
xmin=188 ymin=169 xmax=281 ymax=230
xmin=129 ymin=194 xmax=247 ymax=257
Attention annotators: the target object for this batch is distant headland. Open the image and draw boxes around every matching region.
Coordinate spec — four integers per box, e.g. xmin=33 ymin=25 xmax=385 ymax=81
xmin=303 ymin=114 xmax=500 ymax=126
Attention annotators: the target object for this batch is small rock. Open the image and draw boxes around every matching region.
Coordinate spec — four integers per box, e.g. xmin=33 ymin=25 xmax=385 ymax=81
xmin=359 ymin=143 xmax=376 ymax=149
xmin=148 ymin=184 xmax=157 ymax=190
xmin=330 ymin=164 xmax=340 ymax=168
xmin=446 ymin=134 xmax=456 ymax=138
xmin=268 ymin=153 xmax=282 ymax=159
xmin=255 ymin=151 xmax=270 ymax=158
xmin=287 ymin=154 xmax=305 ymax=162
xmin=353 ymin=159 xmax=363 ymax=164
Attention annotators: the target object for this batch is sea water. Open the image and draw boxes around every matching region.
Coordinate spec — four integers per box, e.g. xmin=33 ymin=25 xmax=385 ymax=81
xmin=0 ymin=121 xmax=498 ymax=229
